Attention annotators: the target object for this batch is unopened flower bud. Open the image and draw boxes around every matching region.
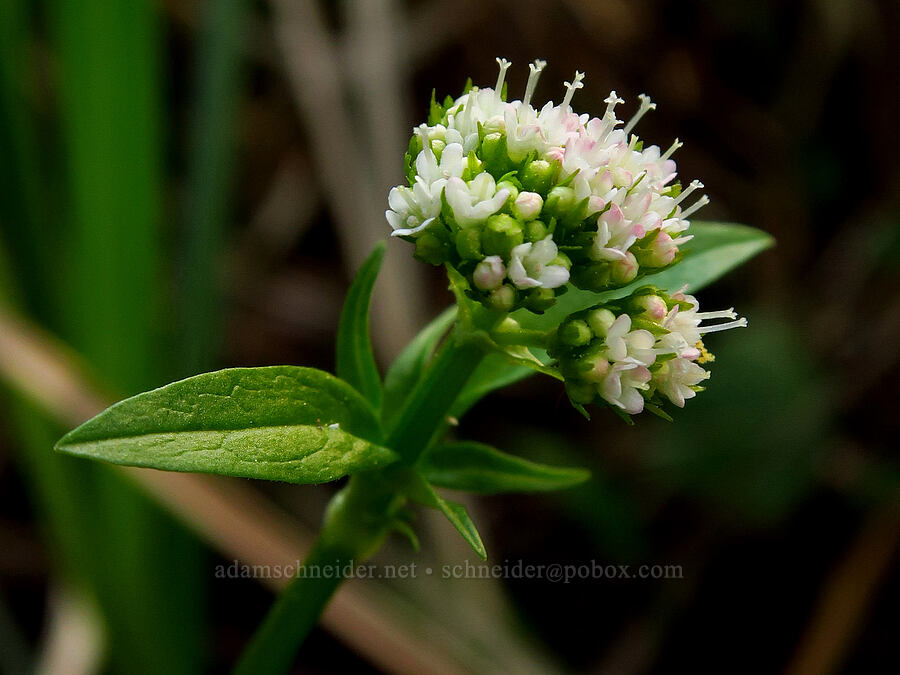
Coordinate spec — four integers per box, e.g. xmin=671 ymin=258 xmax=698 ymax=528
xmin=519 ymin=159 xmax=556 ymax=194
xmin=512 ymin=191 xmax=543 ymax=221
xmin=524 ymin=287 xmax=556 ymax=313
xmin=481 ymin=132 xmax=511 ymax=176
xmin=473 ymin=256 xmax=506 ymax=291
xmin=633 ymin=294 xmax=667 ymax=322
xmin=543 ymin=186 xmax=577 ymax=220
xmin=482 ymin=214 xmax=524 ymax=257
xmin=455 ymin=227 xmax=483 ymax=260
xmin=430 ymin=139 xmax=445 ymax=160
xmin=488 ymin=284 xmax=516 ymax=311
xmin=523 ymin=219 xmax=548 ymax=242
xmin=586 ymin=308 xmax=616 ymax=336
xmin=559 ymin=319 xmax=592 ymax=347
xmin=610 ymin=252 xmax=638 ymax=284
xmin=414 ymin=232 xmax=449 ymax=265
xmin=637 ymin=230 xmax=677 ymax=268
xmin=578 ymin=352 xmax=611 ymax=383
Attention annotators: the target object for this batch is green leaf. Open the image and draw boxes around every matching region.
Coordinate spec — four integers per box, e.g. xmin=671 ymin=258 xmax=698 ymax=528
xmin=516 ymin=221 xmax=773 ymax=331
xmin=423 ymin=441 xmax=590 ymax=494
xmin=336 ymin=243 xmax=385 ymax=409
xmin=56 ymin=366 xmax=397 ymax=484
xmin=414 ymin=479 xmax=487 ymax=560
xmin=633 ymin=220 xmax=774 ymax=296
xmin=382 ymin=307 xmax=457 ymax=429
xmin=451 ymin=353 xmax=535 ymax=418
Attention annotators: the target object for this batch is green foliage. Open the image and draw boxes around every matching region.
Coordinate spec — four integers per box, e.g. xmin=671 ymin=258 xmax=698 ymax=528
xmin=422 ymin=441 xmax=590 ymax=494
xmin=56 ymin=367 xmax=397 ymax=484
xmin=336 ymin=243 xmax=386 ymax=409
xmin=516 ymin=221 xmax=774 ymax=332
xmin=382 ymin=307 xmax=456 ymax=429
xmin=414 ymin=478 xmax=487 ymax=560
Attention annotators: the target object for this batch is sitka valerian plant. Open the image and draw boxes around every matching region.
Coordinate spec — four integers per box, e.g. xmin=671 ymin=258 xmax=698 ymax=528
xmin=56 ymin=59 xmax=773 ymax=673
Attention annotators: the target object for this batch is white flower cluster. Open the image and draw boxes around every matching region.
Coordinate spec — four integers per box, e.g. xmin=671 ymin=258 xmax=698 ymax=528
xmin=386 ymin=58 xmax=710 ymax=313
xmin=552 ymin=289 xmax=747 ymax=416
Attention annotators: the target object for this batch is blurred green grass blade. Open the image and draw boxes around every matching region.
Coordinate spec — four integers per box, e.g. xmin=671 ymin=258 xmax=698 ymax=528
xmin=0 ymin=0 xmax=53 ymax=317
xmin=51 ymin=0 xmax=204 ymax=672
xmin=179 ymin=0 xmax=249 ymax=375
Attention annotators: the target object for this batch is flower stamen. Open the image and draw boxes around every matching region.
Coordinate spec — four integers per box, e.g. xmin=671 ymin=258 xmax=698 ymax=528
xmin=523 ymin=59 xmax=547 ymax=106
xmin=680 ymin=194 xmax=710 ymax=219
xmin=624 ymin=94 xmax=656 ymax=134
xmin=562 ymin=71 xmax=586 ymax=110
xmin=494 ymin=57 xmax=512 ymax=98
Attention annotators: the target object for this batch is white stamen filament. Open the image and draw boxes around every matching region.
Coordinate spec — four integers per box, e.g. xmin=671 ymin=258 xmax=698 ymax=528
xmin=696 ymin=308 xmax=737 ymax=320
xmin=624 ymin=94 xmax=656 ymax=134
xmin=603 ymin=90 xmax=624 ymax=118
xmin=523 ymin=59 xmax=547 ymax=106
xmin=674 ymin=179 xmax=703 ymax=205
xmin=661 ymin=138 xmax=683 ymax=161
xmin=494 ymin=57 xmax=511 ymax=97
xmin=698 ymin=317 xmax=748 ymax=334
xmin=562 ymin=71 xmax=586 ymax=109
xmin=680 ymin=194 xmax=710 ymax=219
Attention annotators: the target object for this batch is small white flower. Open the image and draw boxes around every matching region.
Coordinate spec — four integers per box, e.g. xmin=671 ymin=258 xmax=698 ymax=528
xmin=414 ymin=141 xmax=466 ymax=186
xmin=507 ymin=236 xmax=569 ymax=289
xmin=386 ymin=176 xmax=445 ymax=237
xmin=599 ymin=362 xmax=651 ymax=414
xmin=602 ymin=314 xmax=656 ymax=366
xmin=444 ymin=174 xmax=510 ymax=228
xmin=473 ymin=256 xmax=506 ymax=290
xmin=654 ymin=357 xmax=709 ymax=408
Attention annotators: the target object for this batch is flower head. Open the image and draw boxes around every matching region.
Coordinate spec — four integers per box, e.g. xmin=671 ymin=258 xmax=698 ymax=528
xmin=387 ymin=58 xmax=710 ymax=314
xmin=549 ymin=287 xmax=746 ymax=418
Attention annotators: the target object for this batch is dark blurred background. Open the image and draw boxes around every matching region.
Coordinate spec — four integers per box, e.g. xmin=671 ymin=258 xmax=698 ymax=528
xmin=0 ymin=0 xmax=898 ymax=673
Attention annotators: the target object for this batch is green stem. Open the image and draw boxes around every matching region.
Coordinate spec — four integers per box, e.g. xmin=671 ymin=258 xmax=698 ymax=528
xmin=234 ymin=334 xmax=487 ymax=674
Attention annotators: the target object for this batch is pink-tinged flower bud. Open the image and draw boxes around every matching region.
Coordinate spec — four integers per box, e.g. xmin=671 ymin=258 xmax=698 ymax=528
xmin=634 ymin=294 xmax=667 ymax=322
xmin=640 ymin=230 xmax=677 ymax=267
xmin=488 ymin=284 xmax=516 ymax=311
xmin=473 ymin=255 xmax=506 ymax=291
xmin=512 ymin=191 xmax=544 ymax=221
xmin=610 ymin=251 xmax=638 ymax=284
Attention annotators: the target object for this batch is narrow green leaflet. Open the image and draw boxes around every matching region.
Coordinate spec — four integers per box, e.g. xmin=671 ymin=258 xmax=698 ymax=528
xmin=516 ymin=221 xmax=773 ymax=331
xmin=55 ymin=366 xmax=397 ymax=484
xmin=419 ymin=479 xmax=487 ymax=560
xmin=423 ymin=441 xmax=590 ymax=494
xmin=336 ymin=242 xmax=385 ymax=409
xmin=382 ymin=307 xmax=456 ymax=429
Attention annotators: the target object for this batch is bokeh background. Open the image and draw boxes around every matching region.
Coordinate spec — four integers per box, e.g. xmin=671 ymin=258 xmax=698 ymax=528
xmin=1 ymin=0 xmax=898 ymax=673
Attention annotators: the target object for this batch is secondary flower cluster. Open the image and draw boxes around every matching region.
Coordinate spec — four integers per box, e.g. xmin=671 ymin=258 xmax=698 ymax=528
xmin=548 ymin=288 xmax=747 ymax=416
xmin=386 ymin=58 xmax=708 ymax=314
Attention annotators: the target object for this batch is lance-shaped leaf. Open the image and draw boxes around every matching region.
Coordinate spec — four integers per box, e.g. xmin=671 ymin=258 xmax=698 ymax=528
xmin=423 ymin=441 xmax=590 ymax=494
xmin=336 ymin=242 xmax=385 ymax=409
xmin=406 ymin=474 xmax=487 ymax=560
xmin=382 ymin=307 xmax=456 ymax=429
xmin=55 ymin=366 xmax=397 ymax=484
